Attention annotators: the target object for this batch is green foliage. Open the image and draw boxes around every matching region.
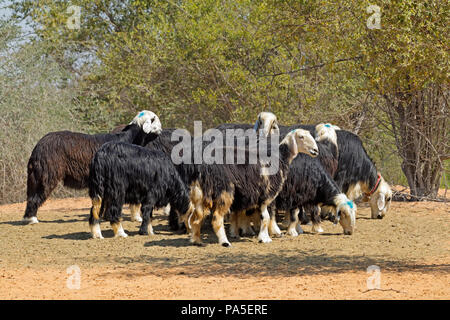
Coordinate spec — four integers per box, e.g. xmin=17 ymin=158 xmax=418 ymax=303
xmin=1 ymin=0 xmax=448 ymax=202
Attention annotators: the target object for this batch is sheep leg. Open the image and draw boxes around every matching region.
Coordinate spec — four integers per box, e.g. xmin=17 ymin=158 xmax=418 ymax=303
xmin=89 ymin=196 xmax=103 ymax=239
xmin=310 ymin=206 xmax=324 ymax=233
xmin=229 ymin=211 xmax=240 ymax=239
xmin=268 ymin=209 xmax=282 ymax=237
xmin=257 ymin=206 xmax=272 ymax=243
xmin=281 ymin=210 xmax=290 ymax=229
xmin=189 ymin=206 xmax=205 ymax=246
xmin=138 ymin=203 xmax=155 ymax=236
xmin=107 ymin=201 xmax=127 ymax=238
xmin=240 ymin=211 xmax=256 ymax=236
xmin=163 ymin=204 xmax=171 ymax=216
xmin=287 ymin=208 xmax=300 ymax=237
xmin=129 ymin=204 xmax=142 ymax=222
xmin=23 ymin=175 xmax=59 ymax=224
xmin=212 ymin=210 xmax=231 ymax=247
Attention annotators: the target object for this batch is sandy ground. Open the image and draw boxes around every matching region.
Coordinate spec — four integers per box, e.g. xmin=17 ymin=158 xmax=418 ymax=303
xmin=0 ymin=197 xmax=448 ymax=300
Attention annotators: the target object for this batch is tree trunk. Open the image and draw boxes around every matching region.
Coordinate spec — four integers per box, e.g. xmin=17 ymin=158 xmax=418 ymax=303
xmin=385 ymin=84 xmax=448 ymax=199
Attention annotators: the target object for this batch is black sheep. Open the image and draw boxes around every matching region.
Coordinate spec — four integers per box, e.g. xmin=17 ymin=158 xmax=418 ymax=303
xmin=23 ymin=111 xmax=162 ymax=224
xmin=333 ymin=130 xmax=392 ymax=219
xmin=88 ymin=142 xmax=194 ymax=238
xmin=257 ymin=115 xmax=392 ymax=220
xmin=270 ymin=151 xmax=356 ymax=236
xmin=175 ymin=129 xmax=319 ymax=246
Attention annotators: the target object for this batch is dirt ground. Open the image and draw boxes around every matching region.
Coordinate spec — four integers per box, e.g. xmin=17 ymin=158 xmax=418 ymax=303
xmin=0 ymin=196 xmax=448 ymax=300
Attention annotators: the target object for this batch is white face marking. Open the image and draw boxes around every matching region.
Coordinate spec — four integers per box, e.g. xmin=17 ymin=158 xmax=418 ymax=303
xmin=315 ymin=123 xmax=338 ymax=146
xmin=369 ymin=178 xmax=392 ymax=218
xmin=131 ymin=110 xmax=162 ymax=134
xmin=334 ymin=194 xmax=356 ymax=235
xmin=256 ymin=112 xmax=278 ymax=137
xmin=281 ymin=129 xmax=319 ymax=160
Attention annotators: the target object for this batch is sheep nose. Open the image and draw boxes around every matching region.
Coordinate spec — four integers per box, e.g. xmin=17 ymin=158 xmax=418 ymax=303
xmin=377 ymin=215 xmax=383 ymax=219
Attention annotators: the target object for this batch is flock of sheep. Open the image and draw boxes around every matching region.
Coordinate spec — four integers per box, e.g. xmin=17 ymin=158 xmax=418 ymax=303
xmin=23 ymin=110 xmax=393 ymax=246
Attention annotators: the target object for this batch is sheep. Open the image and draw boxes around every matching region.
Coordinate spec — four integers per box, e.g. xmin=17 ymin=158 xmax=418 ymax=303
xmin=333 ymin=130 xmax=392 ymax=219
xmin=268 ymin=146 xmax=356 ymax=236
xmin=174 ymin=128 xmax=319 ymax=246
xmin=234 ymin=120 xmax=340 ymax=236
xmin=255 ymin=115 xmax=392 ymax=219
xmin=216 ymin=111 xmax=280 ymax=137
xmin=88 ymin=141 xmax=194 ymax=238
xmin=23 ymin=111 xmax=162 ymax=225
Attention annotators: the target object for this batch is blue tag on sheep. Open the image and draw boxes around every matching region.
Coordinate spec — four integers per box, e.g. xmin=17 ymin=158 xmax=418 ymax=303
xmin=138 ymin=112 xmax=145 ymax=118
xmin=347 ymin=200 xmax=354 ymax=209
xmin=325 ymin=124 xmax=331 ymax=128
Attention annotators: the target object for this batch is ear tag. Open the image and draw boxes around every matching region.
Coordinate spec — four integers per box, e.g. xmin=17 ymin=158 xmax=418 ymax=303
xmin=347 ymin=201 xmax=354 ymax=209
xmin=138 ymin=111 xmax=145 ymax=118
xmin=325 ymin=124 xmax=331 ymax=128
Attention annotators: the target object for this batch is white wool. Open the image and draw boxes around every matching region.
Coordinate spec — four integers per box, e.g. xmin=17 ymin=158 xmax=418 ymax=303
xmin=334 ymin=193 xmax=356 ymax=227
xmin=315 ymin=123 xmax=338 ymax=147
xmin=130 ymin=110 xmax=162 ymax=134
xmin=255 ymin=111 xmax=279 ymax=137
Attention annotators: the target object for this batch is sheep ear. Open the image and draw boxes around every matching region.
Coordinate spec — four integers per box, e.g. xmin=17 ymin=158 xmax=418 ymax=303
xmin=377 ymin=193 xmax=386 ymax=210
xmin=289 ymin=132 xmax=298 ymax=154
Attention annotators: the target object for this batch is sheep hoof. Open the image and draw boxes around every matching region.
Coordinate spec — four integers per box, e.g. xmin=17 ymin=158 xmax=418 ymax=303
xmin=192 ymin=241 xmax=205 ymax=247
xmin=23 ymin=217 xmax=39 ymax=225
xmin=115 ymin=231 xmax=128 ymax=238
xmin=286 ymin=229 xmax=298 ymax=237
xmin=138 ymin=230 xmax=148 ymax=236
xmin=312 ymin=226 xmax=324 ymax=233
xmin=272 ymin=231 xmax=283 ymax=238
xmin=258 ymin=236 xmax=272 ymax=244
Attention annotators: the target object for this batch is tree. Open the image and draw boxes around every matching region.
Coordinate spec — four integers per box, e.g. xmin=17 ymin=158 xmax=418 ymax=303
xmin=265 ymin=0 xmax=449 ymax=198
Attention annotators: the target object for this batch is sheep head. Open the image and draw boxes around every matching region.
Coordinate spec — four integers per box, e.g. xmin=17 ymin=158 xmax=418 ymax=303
xmin=368 ymin=175 xmax=392 ymax=219
xmin=334 ymin=194 xmax=357 ymax=235
xmin=315 ymin=123 xmax=338 ymax=146
xmin=130 ymin=111 xmax=162 ymax=135
xmin=281 ymin=129 xmax=319 ymax=162
xmin=253 ymin=112 xmax=280 ymax=137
